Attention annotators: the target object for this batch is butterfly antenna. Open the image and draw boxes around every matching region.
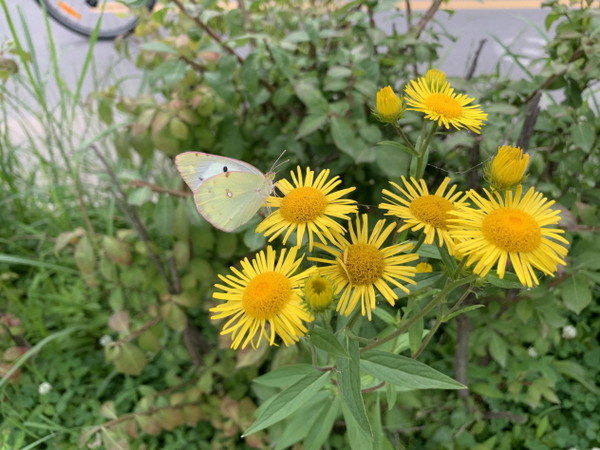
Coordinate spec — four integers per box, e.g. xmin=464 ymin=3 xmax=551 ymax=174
xmin=270 ymin=150 xmax=289 ymax=173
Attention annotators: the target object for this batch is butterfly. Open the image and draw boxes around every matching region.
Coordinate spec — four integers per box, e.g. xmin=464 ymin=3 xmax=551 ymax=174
xmin=175 ymin=152 xmax=276 ymax=232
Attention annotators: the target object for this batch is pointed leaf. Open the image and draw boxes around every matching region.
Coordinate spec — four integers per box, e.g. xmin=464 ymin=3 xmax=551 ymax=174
xmin=561 ymin=275 xmax=592 ymax=314
xmin=336 ymin=339 xmax=372 ymax=441
xmin=310 ymin=327 xmax=349 ymax=359
xmin=303 ymin=396 xmax=340 ymax=450
xmin=244 ymin=370 xmax=331 ymax=435
xmin=253 ymin=364 xmax=314 ymax=388
xmin=361 ymin=351 xmax=465 ymax=390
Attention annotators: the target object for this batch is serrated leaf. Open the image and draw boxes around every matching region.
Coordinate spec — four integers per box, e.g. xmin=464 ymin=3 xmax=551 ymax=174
xmin=361 ymin=351 xmax=465 ymax=390
xmin=336 ymin=339 xmax=372 ymax=442
xmin=244 ymin=370 xmax=331 ymax=435
xmin=74 ymin=235 xmax=95 ymax=274
xmin=561 ymin=275 xmax=592 ymax=314
xmin=253 ymin=364 xmax=314 ymax=388
xmin=108 ymin=310 xmax=130 ymax=334
xmin=310 ymin=327 xmax=348 ymax=359
xmin=102 ymin=236 xmax=131 ymax=266
xmin=111 ymin=342 xmax=147 ymax=376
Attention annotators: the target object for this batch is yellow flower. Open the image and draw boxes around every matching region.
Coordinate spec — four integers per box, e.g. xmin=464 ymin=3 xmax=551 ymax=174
xmin=256 ymin=167 xmax=357 ymax=250
xmin=379 ymin=177 xmax=467 ymax=254
xmin=210 ymin=246 xmax=314 ymax=349
xmin=304 ymin=274 xmax=335 ymax=312
xmin=416 ymin=262 xmax=433 ymax=273
xmin=448 ymin=186 xmax=569 ymax=287
xmin=404 ymin=70 xmax=488 ymax=133
xmin=310 ymin=214 xmax=418 ymax=320
xmin=485 ymin=145 xmax=530 ymax=190
xmin=374 ymin=86 xmax=405 ymax=123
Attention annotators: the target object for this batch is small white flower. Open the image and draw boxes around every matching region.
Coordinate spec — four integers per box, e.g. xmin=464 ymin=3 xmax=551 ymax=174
xmin=99 ymin=335 xmax=113 ymax=347
xmin=527 ymin=347 xmax=538 ymax=358
xmin=562 ymin=325 xmax=577 ymax=340
xmin=38 ymin=382 xmax=52 ymax=395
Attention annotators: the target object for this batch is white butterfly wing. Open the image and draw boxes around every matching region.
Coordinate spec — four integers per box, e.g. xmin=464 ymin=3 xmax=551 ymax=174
xmin=175 ymin=152 xmax=264 ymax=192
xmin=194 ymin=171 xmax=274 ymax=232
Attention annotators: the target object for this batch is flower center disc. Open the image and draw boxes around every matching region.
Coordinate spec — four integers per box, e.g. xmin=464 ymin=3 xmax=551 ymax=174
xmin=342 ymin=243 xmax=385 ymax=285
xmin=242 ymin=272 xmax=292 ymax=319
xmin=410 ymin=195 xmax=454 ymax=229
xmin=424 ymin=93 xmax=462 ymax=118
xmin=481 ymin=207 xmax=541 ymax=253
xmin=280 ymin=186 xmax=328 ymax=223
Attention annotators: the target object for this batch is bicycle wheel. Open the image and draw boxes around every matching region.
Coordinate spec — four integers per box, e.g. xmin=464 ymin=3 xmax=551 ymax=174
xmin=37 ymin=0 xmax=156 ymax=40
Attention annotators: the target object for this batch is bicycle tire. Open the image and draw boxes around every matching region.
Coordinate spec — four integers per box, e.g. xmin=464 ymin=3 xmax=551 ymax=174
xmin=36 ymin=0 xmax=156 ymax=40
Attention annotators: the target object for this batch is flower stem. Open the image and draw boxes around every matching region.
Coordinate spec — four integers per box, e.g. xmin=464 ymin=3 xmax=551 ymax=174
xmin=360 ymin=273 xmax=478 ymax=353
xmin=411 ymin=283 xmax=475 ymax=359
xmin=414 ymin=121 xmax=438 ymax=179
xmin=393 ymin=123 xmax=417 ymax=155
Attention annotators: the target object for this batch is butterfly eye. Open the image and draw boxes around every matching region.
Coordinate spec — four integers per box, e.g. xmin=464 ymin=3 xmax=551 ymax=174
xmin=222 ymin=166 xmax=228 ymax=172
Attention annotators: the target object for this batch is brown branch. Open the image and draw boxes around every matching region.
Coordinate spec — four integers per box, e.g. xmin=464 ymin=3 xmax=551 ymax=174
xmin=524 ymin=47 xmax=585 ymax=103
xmin=362 ymin=381 xmax=385 ymax=393
xmin=113 ymin=317 xmax=161 ymax=345
xmin=465 ymin=39 xmax=487 ymax=81
xmin=413 ymin=0 xmax=443 ymax=39
xmin=171 ymin=0 xmax=243 ymax=64
xmin=405 ymin=0 xmax=413 ymax=31
xmin=516 ymin=91 xmax=541 ymax=150
xmin=92 ymin=146 xmax=176 ymax=294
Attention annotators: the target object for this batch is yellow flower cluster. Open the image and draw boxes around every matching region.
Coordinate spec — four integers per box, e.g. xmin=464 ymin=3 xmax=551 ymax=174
xmin=209 ymin=69 xmax=569 ymax=350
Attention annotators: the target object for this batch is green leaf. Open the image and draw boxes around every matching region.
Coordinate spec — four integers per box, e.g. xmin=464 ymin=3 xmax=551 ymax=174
xmin=303 ymin=396 xmax=340 ymax=450
xmin=331 ymin=116 xmax=361 ymax=158
xmin=253 ymin=364 xmax=314 ymax=388
xmin=361 ymin=351 xmax=465 ymax=390
xmin=294 ymin=82 xmax=328 ymax=113
xmin=340 ymin=395 xmax=373 ymax=450
xmin=128 ymin=186 xmax=153 ymax=206
xmin=244 ymin=370 xmax=331 ymax=435
xmin=296 ymin=114 xmax=329 ymax=139
xmin=553 ymin=360 xmax=600 ymax=395
xmin=570 ymin=121 xmax=595 ymax=152
xmin=310 ymin=327 xmax=349 ymax=359
xmin=139 ymin=42 xmax=177 ymax=54
xmin=273 ymin=392 xmax=330 ymax=450
xmin=561 ymin=275 xmax=592 ymax=314
xmin=408 ymin=317 xmax=424 ymax=355
xmin=488 ymin=332 xmax=508 ymax=368
xmin=327 ymin=66 xmax=352 ymax=79
xmin=110 ymin=342 xmax=147 ymax=376
xmin=336 ymin=339 xmax=372 ymax=442
xmin=74 ymin=235 xmax=95 ymax=274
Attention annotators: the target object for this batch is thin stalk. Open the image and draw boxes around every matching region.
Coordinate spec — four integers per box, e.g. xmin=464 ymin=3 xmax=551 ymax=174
xmin=411 ymin=284 xmax=474 ymax=359
xmin=361 ymin=273 xmax=478 ymax=352
xmin=393 ymin=123 xmax=417 ymax=155
xmin=414 ymin=121 xmax=437 ymax=179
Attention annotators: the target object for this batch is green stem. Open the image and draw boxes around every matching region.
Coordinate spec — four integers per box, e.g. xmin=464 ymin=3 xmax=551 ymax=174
xmin=412 ymin=233 xmax=426 ymax=254
xmin=393 ymin=123 xmax=417 ymax=155
xmin=414 ymin=121 xmax=438 ymax=179
xmin=360 ymin=273 xmax=478 ymax=353
xmin=411 ymin=284 xmax=475 ymax=359
xmin=345 ymin=329 xmax=372 ymax=345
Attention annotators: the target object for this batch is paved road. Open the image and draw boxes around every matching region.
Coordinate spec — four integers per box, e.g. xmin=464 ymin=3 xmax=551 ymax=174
xmin=1 ymin=2 xmax=548 ymax=103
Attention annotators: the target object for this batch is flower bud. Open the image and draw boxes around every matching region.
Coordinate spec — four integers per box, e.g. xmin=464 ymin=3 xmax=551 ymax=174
xmin=304 ymin=275 xmax=335 ymax=312
xmin=374 ymin=86 xmax=405 ymax=123
xmin=486 ymin=145 xmax=529 ymax=191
